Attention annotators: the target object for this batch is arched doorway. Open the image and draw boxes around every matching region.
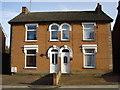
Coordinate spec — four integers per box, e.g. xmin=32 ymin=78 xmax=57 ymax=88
xmin=60 ymin=45 xmax=72 ymax=73
xmin=48 ymin=45 xmax=59 ymax=73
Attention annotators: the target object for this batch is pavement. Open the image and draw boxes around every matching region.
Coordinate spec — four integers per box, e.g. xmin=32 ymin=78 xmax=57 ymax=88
xmin=2 ymin=85 xmax=120 ymax=89
xmin=1 ymin=72 xmax=120 ymax=90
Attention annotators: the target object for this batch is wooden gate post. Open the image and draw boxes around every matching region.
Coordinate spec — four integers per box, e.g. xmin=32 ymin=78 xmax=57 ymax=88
xmin=53 ymin=72 xmax=61 ymax=85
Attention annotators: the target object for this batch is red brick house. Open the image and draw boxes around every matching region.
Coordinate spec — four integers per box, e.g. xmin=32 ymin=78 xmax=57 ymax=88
xmin=112 ymin=1 xmax=120 ymax=73
xmin=0 ymin=23 xmax=6 ymax=54
xmin=9 ymin=3 xmax=113 ymax=74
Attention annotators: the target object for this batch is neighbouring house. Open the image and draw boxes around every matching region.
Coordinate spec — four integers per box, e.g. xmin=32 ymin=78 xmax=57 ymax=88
xmin=112 ymin=1 xmax=120 ymax=73
xmin=0 ymin=23 xmax=6 ymax=54
xmin=0 ymin=23 xmax=10 ymax=74
xmin=8 ymin=3 xmax=113 ymax=74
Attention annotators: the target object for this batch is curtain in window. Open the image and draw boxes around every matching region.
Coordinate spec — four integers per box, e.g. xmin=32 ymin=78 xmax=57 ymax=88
xmin=62 ymin=30 xmax=69 ymax=39
xmin=26 ymin=56 xmax=36 ymax=67
xmin=85 ymin=54 xmax=94 ymax=66
xmin=84 ymin=29 xmax=94 ymax=40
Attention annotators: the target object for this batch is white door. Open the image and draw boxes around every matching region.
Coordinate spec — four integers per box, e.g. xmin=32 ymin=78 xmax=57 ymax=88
xmin=61 ymin=53 xmax=70 ymax=73
xmin=50 ymin=52 xmax=59 ymax=73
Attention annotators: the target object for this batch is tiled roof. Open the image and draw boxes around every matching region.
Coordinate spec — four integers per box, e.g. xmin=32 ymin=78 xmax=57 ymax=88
xmin=8 ymin=10 xmax=113 ymax=24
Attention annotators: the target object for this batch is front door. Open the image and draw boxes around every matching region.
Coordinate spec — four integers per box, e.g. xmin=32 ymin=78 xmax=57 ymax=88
xmin=50 ymin=52 xmax=59 ymax=73
xmin=61 ymin=53 xmax=70 ymax=73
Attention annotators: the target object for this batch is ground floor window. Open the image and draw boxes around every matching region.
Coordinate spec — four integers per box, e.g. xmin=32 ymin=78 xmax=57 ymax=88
xmin=84 ymin=49 xmax=95 ymax=68
xmin=82 ymin=44 xmax=97 ymax=68
xmin=26 ymin=50 xmax=36 ymax=67
xmin=23 ymin=45 xmax=38 ymax=68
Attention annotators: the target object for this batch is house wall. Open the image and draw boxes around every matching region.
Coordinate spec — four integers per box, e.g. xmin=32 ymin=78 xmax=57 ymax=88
xmin=11 ymin=22 xmax=112 ymax=73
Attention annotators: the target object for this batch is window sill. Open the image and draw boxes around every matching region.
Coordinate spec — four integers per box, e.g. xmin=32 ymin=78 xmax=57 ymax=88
xmin=82 ymin=39 xmax=95 ymax=41
xmin=83 ymin=66 xmax=96 ymax=69
xmin=25 ymin=40 xmax=37 ymax=42
xmin=61 ymin=40 xmax=70 ymax=42
xmin=24 ymin=67 xmax=37 ymax=69
xmin=49 ymin=40 xmax=59 ymax=42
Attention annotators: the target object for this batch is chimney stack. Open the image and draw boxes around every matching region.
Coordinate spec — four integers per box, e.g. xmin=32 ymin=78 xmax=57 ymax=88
xmin=95 ymin=3 xmax=102 ymax=12
xmin=22 ymin=7 xmax=29 ymax=14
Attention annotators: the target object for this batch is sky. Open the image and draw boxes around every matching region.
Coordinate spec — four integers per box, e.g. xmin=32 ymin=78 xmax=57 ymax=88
xmin=0 ymin=1 xmax=119 ymax=47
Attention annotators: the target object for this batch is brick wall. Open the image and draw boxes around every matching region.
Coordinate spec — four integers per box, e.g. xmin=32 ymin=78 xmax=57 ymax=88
xmin=11 ymin=22 xmax=112 ymax=72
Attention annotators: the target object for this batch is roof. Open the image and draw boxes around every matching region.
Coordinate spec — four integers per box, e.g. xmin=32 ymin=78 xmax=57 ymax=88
xmin=8 ymin=10 xmax=113 ymax=24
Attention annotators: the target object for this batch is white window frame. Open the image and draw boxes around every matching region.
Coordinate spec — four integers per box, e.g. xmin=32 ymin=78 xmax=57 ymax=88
xmin=49 ymin=23 xmax=60 ymax=41
xmin=23 ymin=45 xmax=38 ymax=68
xmin=60 ymin=23 xmax=71 ymax=41
xmin=25 ymin=24 xmax=38 ymax=42
xmin=82 ymin=44 xmax=97 ymax=68
xmin=82 ymin=22 xmax=96 ymax=41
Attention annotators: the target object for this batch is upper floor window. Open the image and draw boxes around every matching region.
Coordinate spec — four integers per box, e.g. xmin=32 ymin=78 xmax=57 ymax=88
xmin=25 ymin=24 xmax=38 ymax=41
xmin=49 ymin=23 xmax=59 ymax=41
xmin=60 ymin=23 xmax=71 ymax=41
xmin=82 ymin=23 xmax=96 ymax=41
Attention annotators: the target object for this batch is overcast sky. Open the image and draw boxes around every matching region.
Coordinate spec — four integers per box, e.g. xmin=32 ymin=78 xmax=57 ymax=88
xmin=0 ymin=1 xmax=119 ymax=46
